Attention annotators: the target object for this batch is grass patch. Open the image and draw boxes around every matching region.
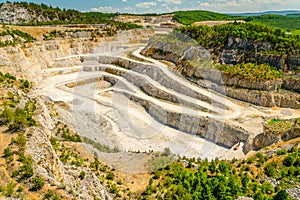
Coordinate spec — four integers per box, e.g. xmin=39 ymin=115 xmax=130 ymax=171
xmin=82 ymin=137 xmax=120 ymax=153
xmin=265 ymin=119 xmax=296 ymax=136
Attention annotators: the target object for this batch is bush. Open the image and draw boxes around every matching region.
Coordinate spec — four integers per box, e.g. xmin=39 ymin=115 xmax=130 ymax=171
xmin=79 ymin=171 xmax=86 ymax=180
xmin=276 ymin=149 xmax=287 ymax=155
xmin=4 ymin=181 xmax=17 ymax=197
xmin=283 ymin=155 xmax=296 ymax=167
xmin=264 ymin=162 xmax=277 ymax=177
xmin=61 ymin=132 xmax=82 ymax=142
xmin=3 ymin=147 xmax=12 ymax=157
xmin=106 ymin=171 xmax=115 ymax=180
xmin=30 ymin=176 xmax=45 ymax=191
xmin=19 ymin=79 xmax=30 ymax=89
xmin=273 ymin=190 xmax=289 ymax=200
xmin=0 ymin=99 xmax=36 ymax=131
xmin=43 ymin=189 xmax=54 ymax=199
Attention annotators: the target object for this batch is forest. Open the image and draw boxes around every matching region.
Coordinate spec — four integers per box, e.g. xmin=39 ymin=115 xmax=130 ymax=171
xmin=178 ymin=23 xmax=300 ymax=54
xmin=246 ymin=15 xmax=300 ymax=31
xmin=0 ymin=2 xmax=141 ymax=29
xmin=172 ymin=10 xmax=300 ymax=34
xmin=140 ymin=145 xmax=300 ymax=200
xmin=172 ymin=10 xmax=233 ymax=25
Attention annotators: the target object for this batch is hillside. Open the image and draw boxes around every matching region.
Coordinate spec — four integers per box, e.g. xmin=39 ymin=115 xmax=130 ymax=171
xmin=179 ymin=23 xmax=300 ymax=55
xmin=228 ymin=10 xmax=300 ymax=16
xmin=142 ymin=23 xmax=300 ymax=108
xmin=245 ymin=15 xmax=300 ymax=32
xmin=2 ymin=2 xmax=299 ymax=34
xmin=140 ymin=140 xmax=300 ymax=200
xmin=0 ymin=2 xmax=300 ymax=200
xmin=172 ymin=10 xmax=233 ymax=25
xmin=0 ymin=2 xmax=140 ymax=29
xmin=171 ymin=10 xmax=300 ymax=33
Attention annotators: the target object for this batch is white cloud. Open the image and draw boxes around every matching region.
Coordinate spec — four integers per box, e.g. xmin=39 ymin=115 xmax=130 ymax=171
xmin=158 ymin=0 xmax=183 ymax=4
xmin=124 ymin=6 xmax=136 ymax=12
xmin=200 ymin=2 xmax=210 ymax=7
xmin=91 ymin=0 xmax=300 ymax=14
xmin=198 ymin=0 xmax=291 ymax=12
xmin=91 ymin=6 xmax=120 ymax=13
xmin=136 ymin=1 xmax=157 ymax=8
xmin=225 ymin=0 xmax=238 ymax=7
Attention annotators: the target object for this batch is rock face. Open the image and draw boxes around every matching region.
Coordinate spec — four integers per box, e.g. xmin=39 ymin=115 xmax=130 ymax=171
xmin=282 ymin=122 xmax=300 ymax=141
xmin=0 ymin=29 xmax=153 ymax=83
xmin=0 ymin=3 xmax=32 ymax=24
xmin=0 ymin=29 xmax=154 ymax=199
xmin=252 ymin=132 xmax=280 ymax=150
xmin=283 ymin=76 xmax=300 ymax=93
xmin=142 ymin=41 xmax=300 ymax=109
xmin=83 ymin=56 xmax=250 ymax=151
xmin=0 ymin=39 xmax=96 ymax=82
xmin=287 ymin=186 xmax=300 ymax=200
xmin=252 ymin=119 xmax=300 ymax=150
xmin=221 ymin=36 xmax=300 ymax=71
xmin=26 ymin=99 xmax=112 ymax=200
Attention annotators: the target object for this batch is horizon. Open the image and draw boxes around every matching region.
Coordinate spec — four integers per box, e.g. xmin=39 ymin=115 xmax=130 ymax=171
xmin=0 ymin=0 xmax=299 ymax=14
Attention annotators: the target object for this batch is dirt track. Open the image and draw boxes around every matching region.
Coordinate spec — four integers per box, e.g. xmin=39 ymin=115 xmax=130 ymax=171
xmin=36 ymin=31 xmax=300 ymax=172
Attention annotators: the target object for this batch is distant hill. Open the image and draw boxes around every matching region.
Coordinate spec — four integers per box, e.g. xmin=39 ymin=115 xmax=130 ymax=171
xmin=246 ymin=14 xmax=300 ymax=31
xmin=227 ymin=10 xmax=300 ymax=16
xmin=169 ymin=10 xmax=300 ymax=33
xmin=172 ymin=10 xmax=233 ymax=25
xmin=0 ymin=2 xmax=141 ymax=29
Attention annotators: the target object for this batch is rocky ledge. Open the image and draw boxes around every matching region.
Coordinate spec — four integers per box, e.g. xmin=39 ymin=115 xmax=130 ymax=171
xmin=141 ymin=40 xmax=300 ymax=109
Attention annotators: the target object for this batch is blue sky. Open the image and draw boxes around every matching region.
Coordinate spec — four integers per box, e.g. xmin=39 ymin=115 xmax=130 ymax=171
xmin=1 ymin=0 xmax=299 ymax=13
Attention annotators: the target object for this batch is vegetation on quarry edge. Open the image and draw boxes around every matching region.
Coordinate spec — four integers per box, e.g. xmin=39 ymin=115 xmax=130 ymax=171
xmin=178 ymin=23 xmax=300 ymax=54
xmin=0 ymin=2 xmax=299 ymax=199
xmin=172 ymin=10 xmax=300 ymax=33
xmin=0 ymin=71 xmax=299 ymax=200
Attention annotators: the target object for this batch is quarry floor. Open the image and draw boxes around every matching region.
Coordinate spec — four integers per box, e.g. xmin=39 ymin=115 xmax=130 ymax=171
xmin=36 ymin=36 xmax=300 ymax=173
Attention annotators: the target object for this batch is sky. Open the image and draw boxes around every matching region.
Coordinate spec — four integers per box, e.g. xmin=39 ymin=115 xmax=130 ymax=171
xmin=1 ymin=0 xmax=300 ymax=14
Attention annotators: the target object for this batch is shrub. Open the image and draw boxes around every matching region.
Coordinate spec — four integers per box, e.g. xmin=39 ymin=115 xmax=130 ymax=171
xmin=273 ymin=190 xmax=289 ymax=200
xmin=264 ymin=162 xmax=277 ymax=177
xmin=276 ymin=149 xmax=287 ymax=155
xmin=283 ymin=155 xmax=296 ymax=167
xmin=79 ymin=171 xmax=86 ymax=180
xmin=3 ymin=147 xmax=12 ymax=157
xmin=4 ymin=181 xmax=17 ymax=197
xmin=19 ymin=79 xmax=30 ymax=89
xmin=43 ymin=189 xmax=54 ymax=199
xmin=30 ymin=176 xmax=45 ymax=191
xmin=106 ymin=171 xmax=115 ymax=180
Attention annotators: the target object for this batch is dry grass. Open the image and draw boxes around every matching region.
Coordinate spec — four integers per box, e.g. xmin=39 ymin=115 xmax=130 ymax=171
xmin=193 ymin=20 xmax=246 ymax=27
xmin=115 ymin=172 xmax=152 ymax=193
xmin=0 ymin=129 xmax=40 ymax=199
xmin=265 ymin=119 xmax=295 ymax=135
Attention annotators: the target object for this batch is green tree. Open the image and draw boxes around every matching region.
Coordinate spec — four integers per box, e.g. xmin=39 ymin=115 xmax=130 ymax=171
xmin=30 ymin=176 xmax=45 ymax=191
xmin=273 ymin=190 xmax=289 ymax=200
xmin=79 ymin=171 xmax=86 ymax=180
xmin=264 ymin=162 xmax=277 ymax=177
xmin=219 ymin=161 xmax=229 ymax=174
xmin=283 ymin=155 xmax=296 ymax=167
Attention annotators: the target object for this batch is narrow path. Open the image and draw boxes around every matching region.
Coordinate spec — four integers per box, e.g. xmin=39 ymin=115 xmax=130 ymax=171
xmin=37 ymin=44 xmax=300 ymax=161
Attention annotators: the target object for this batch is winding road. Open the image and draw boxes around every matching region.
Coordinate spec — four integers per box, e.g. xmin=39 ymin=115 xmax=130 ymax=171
xmin=37 ymin=38 xmax=300 ymax=163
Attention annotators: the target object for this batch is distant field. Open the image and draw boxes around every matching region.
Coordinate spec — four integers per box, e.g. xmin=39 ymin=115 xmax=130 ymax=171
xmin=172 ymin=10 xmax=233 ymax=25
xmin=171 ymin=10 xmax=300 ymax=35
xmin=193 ymin=20 xmax=245 ymax=27
xmin=247 ymin=15 xmax=300 ymax=32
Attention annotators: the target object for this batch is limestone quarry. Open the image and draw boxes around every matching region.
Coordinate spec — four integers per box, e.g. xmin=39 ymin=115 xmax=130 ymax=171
xmin=1 ymin=26 xmax=299 ymax=160
xmin=1 ymin=6 xmax=300 ymax=199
